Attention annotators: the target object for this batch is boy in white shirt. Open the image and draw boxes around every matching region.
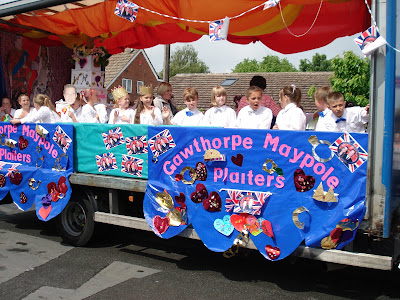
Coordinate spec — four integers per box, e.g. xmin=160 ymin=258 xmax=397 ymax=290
xmin=236 ymin=86 xmax=272 ymax=129
xmin=314 ymin=86 xmax=332 ymax=131
xmin=319 ymin=92 xmax=369 ymax=133
xmin=164 ymin=87 xmax=205 ymax=126
xmin=204 ymin=86 xmax=236 ymax=127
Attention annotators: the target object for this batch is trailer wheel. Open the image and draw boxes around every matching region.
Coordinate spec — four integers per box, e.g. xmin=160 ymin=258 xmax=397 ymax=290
xmin=57 ymin=197 xmax=94 ymax=246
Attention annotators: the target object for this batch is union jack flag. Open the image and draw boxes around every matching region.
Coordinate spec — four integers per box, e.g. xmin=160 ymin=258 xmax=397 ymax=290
xmin=95 ymin=153 xmax=118 ymax=172
xmin=329 ymin=132 xmax=368 ymax=173
xmin=5 ymin=163 xmax=21 ymax=176
xmin=101 ymin=127 xmax=125 ymax=150
xmin=121 ymin=155 xmax=143 ymax=177
xmin=125 ymin=135 xmax=148 ymax=155
xmin=209 ymin=20 xmax=226 ymax=42
xmin=148 ymin=129 xmax=176 ymax=161
xmin=354 ymin=26 xmax=380 ymax=51
xmin=52 ymin=125 xmax=72 ymax=153
xmin=114 ymin=0 xmax=139 ymax=22
xmin=224 ymin=189 xmax=272 ymax=215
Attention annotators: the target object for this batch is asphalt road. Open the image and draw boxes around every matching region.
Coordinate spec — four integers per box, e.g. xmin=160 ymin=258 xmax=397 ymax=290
xmin=1 ymin=202 xmax=400 ymax=300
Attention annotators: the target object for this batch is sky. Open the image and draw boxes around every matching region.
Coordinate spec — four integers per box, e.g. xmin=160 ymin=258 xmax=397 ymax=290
xmin=145 ymin=33 xmax=362 ymax=74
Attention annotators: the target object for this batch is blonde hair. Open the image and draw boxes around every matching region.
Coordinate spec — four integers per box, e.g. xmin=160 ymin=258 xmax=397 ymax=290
xmin=34 ymin=94 xmax=57 ymax=113
xmin=279 ymin=85 xmax=302 ymax=107
xmin=211 ymin=86 xmax=227 ymax=106
xmin=314 ymin=86 xmax=332 ymax=104
xmin=83 ymin=88 xmax=97 ymax=103
xmin=157 ymin=82 xmax=172 ymax=97
xmin=183 ymin=87 xmax=198 ymax=101
xmin=327 ymin=91 xmax=345 ymax=105
xmin=246 ymin=86 xmax=263 ymax=99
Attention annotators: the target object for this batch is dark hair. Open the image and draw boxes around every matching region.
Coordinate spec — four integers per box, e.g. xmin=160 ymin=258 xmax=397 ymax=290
xmin=279 ymin=85 xmax=302 ymax=107
xmin=249 ymin=76 xmax=266 ymax=90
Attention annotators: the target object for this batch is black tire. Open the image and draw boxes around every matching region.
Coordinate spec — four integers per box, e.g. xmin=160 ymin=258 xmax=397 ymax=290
xmin=57 ymin=196 xmax=94 ymax=246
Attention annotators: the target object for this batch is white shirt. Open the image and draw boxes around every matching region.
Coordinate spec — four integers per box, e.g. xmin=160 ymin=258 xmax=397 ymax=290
xmin=315 ymin=108 xmax=331 ymax=131
xmin=14 ymin=107 xmax=34 ymax=119
xmin=204 ymin=105 xmax=236 ymax=128
xmin=108 ymin=108 xmax=135 ymax=124
xmin=94 ymin=103 xmax=109 ymax=123
xmin=60 ymin=106 xmax=82 ymax=123
xmin=172 ymin=108 xmax=205 ymax=126
xmin=135 ymin=107 xmax=163 ymax=125
xmin=21 ymin=106 xmax=60 ymax=124
xmin=79 ymin=104 xmax=98 ymax=123
xmin=275 ymin=103 xmax=306 ymax=131
xmin=316 ymin=107 xmax=369 ymax=133
xmin=236 ymin=105 xmax=272 ymax=129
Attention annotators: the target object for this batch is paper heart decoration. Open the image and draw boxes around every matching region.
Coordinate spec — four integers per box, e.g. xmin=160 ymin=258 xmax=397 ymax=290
xmin=79 ymin=58 xmax=88 ymax=69
xmin=214 ymin=215 xmax=234 ymax=236
xmin=330 ymin=227 xmax=342 ymax=244
xmin=231 ymin=154 xmax=243 ymax=167
xmin=18 ymin=136 xmax=29 ymax=150
xmin=153 ymin=215 xmax=170 ymax=235
xmin=0 ymin=174 xmax=5 ymax=187
xmin=175 ymin=174 xmax=183 ymax=181
xmin=246 ymin=215 xmax=262 ymax=236
xmin=293 ymin=169 xmax=315 ymax=192
xmin=9 ymin=171 xmax=22 ymax=185
xmin=261 ymin=220 xmax=274 ymax=239
xmin=39 ymin=205 xmax=52 ymax=220
xmin=203 ymin=191 xmax=221 ymax=212
xmin=175 ymin=192 xmax=186 ymax=208
xmin=47 ymin=176 xmax=68 ymax=202
xmin=20 ymin=192 xmax=27 ymax=204
xmin=195 ymin=162 xmax=207 ymax=181
xmin=230 ymin=214 xmax=246 ymax=232
xmin=265 ymin=245 xmax=280 ymax=260
xmin=190 ymin=183 xmax=208 ymax=203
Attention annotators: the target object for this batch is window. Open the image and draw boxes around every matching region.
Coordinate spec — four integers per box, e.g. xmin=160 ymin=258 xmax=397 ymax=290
xmin=122 ymin=78 xmax=132 ymax=93
xmin=220 ymin=78 xmax=238 ymax=86
xmin=137 ymin=81 xmax=144 ymax=93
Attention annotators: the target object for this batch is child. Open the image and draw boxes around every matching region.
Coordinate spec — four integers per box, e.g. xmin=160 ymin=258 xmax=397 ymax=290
xmin=11 ymin=94 xmax=60 ymax=124
xmin=14 ymin=94 xmax=34 ymax=119
xmin=273 ymin=85 xmax=306 ymax=131
xmin=236 ymin=86 xmax=272 ymax=129
xmin=165 ymin=87 xmax=205 ymax=126
xmin=204 ymin=86 xmax=236 ymax=127
xmin=314 ymin=86 xmax=333 ymax=131
xmin=108 ymin=86 xmax=135 ymax=124
xmin=320 ymin=91 xmax=369 ymax=133
xmin=80 ymin=88 xmax=108 ymax=123
xmin=0 ymin=97 xmax=16 ymax=121
xmin=133 ymin=85 xmax=163 ymax=125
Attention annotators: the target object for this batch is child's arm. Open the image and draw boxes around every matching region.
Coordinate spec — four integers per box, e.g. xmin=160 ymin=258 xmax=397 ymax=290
xmin=162 ymin=106 xmax=172 ymax=125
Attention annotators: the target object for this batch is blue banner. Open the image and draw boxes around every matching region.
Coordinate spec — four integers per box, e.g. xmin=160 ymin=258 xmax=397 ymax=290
xmin=144 ymin=126 xmax=368 ymax=261
xmin=0 ymin=123 xmax=74 ymax=221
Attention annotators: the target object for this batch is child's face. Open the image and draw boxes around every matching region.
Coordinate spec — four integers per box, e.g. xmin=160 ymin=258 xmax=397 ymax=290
xmin=140 ymin=94 xmax=153 ymax=107
xmin=248 ymin=91 xmax=262 ymax=110
xmin=315 ymin=99 xmax=326 ymax=112
xmin=185 ymin=96 xmax=198 ymax=110
xmin=19 ymin=96 xmax=30 ymax=109
xmin=118 ymin=95 xmax=131 ymax=109
xmin=329 ymin=99 xmax=346 ymax=118
xmin=215 ymin=94 xmax=226 ymax=107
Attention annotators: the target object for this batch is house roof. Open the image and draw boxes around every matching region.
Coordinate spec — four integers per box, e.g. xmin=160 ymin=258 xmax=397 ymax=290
xmin=105 ymin=48 xmax=160 ymax=89
xmin=168 ymin=72 xmax=334 ymax=113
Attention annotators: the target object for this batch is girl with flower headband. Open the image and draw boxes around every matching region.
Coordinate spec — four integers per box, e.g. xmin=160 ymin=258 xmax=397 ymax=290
xmin=273 ymin=84 xmax=306 ymax=130
xmin=133 ymin=85 xmax=163 ymax=125
xmin=80 ymin=87 xmax=108 ymax=123
xmin=108 ymin=86 xmax=135 ymax=124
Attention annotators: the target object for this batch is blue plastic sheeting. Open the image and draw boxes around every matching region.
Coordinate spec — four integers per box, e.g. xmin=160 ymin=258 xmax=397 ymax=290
xmin=0 ymin=122 xmax=74 ymax=221
xmin=144 ymin=126 xmax=368 ymax=261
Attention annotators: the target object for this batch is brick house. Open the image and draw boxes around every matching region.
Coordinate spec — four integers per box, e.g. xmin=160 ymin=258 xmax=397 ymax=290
xmin=105 ymin=48 xmax=161 ymax=105
xmin=169 ymin=72 xmax=334 ymax=113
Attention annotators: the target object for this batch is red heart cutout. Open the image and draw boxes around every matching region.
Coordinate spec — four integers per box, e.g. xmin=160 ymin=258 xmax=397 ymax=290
xmin=39 ymin=205 xmax=52 ymax=220
xmin=175 ymin=174 xmax=183 ymax=181
xmin=265 ymin=245 xmax=281 ymax=260
xmin=18 ymin=136 xmax=29 ymax=150
xmin=175 ymin=192 xmax=186 ymax=208
xmin=293 ymin=169 xmax=315 ymax=192
xmin=0 ymin=174 xmax=5 ymax=187
xmin=57 ymin=176 xmax=68 ymax=194
xmin=330 ymin=227 xmax=342 ymax=244
xmin=20 ymin=192 xmax=27 ymax=204
xmin=153 ymin=215 xmax=170 ymax=235
xmin=261 ymin=220 xmax=274 ymax=239
xmin=203 ymin=191 xmax=221 ymax=212
xmin=79 ymin=57 xmax=88 ymax=68
xmin=190 ymin=183 xmax=208 ymax=203
xmin=195 ymin=162 xmax=207 ymax=181
xmin=9 ymin=171 xmax=22 ymax=185
xmin=230 ymin=214 xmax=247 ymax=232
xmin=47 ymin=182 xmax=57 ymax=193
xmin=231 ymin=154 xmax=243 ymax=167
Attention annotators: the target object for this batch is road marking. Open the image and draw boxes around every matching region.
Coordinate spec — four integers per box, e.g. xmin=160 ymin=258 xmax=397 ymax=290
xmin=23 ymin=261 xmax=161 ymax=300
xmin=0 ymin=230 xmax=73 ymax=284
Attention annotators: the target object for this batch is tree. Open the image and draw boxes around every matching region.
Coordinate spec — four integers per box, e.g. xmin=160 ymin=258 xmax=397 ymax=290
xmin=159 ymin=45 xmax=209 ymax=78
xmin=232 ymin=55 xmax=297 ymax=72
xmin=330 ymin=51 xmax=370 ymax=106
xmin=300 ymin=53 xmax=332 ymax=72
